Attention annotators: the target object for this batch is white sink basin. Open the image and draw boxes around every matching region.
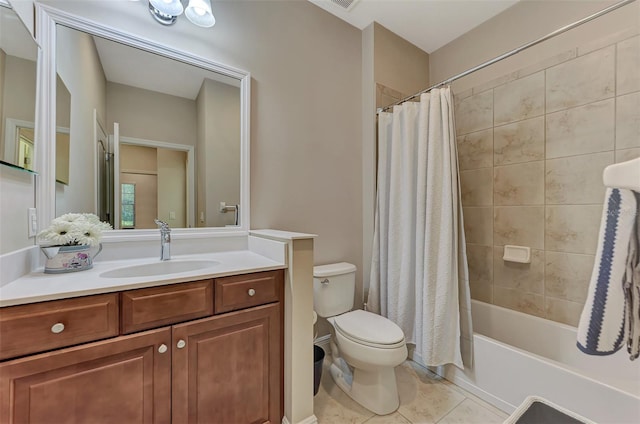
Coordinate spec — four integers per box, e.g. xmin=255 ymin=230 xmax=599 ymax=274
xmin=100 ymin=260 xmax=220 ymax=279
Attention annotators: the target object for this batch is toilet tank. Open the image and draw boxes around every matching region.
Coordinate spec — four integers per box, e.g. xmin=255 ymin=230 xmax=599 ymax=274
xmin=313 ymin=262 xmax=357 ymax=318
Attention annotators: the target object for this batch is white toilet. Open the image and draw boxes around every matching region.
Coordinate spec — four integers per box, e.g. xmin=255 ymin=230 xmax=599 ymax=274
xmin=313 ymin=262 xmax=407 ymax=415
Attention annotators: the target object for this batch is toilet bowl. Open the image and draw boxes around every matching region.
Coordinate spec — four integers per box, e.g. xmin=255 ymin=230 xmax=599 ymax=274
xmin=313 ymin=263 xmax=407 ymax=415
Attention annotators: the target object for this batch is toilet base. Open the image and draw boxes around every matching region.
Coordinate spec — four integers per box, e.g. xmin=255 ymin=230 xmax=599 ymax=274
xmin=329 ymin=357 xmax=400 ymax=415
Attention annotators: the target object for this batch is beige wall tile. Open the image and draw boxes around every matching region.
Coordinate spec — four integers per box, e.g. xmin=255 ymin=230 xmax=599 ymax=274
xmin=515 ymin=49 xmax=576 ymax=80
xmin=455 ymin=88 xmax=474 ymax=102
xmin=494 ymin=161 xmax=544 ymax=206
xmin=616 ymin=92 xmax=640 ymax=149
xmin=472 ymin=74 xmax=516 ymax=96
xmin=494 ymin=117 xmax=544 ymax=166
xmin=545 ymin=205 xmax=603 ymax=254
xmin=467 ymin=244 xmax=493 ymax=283
xmin=545 ymin=297 xmax=584 ymax=327
xmin=616 ymin=148 xmax=640 ymax=162
xmin=463 ymin=207 xmax=493 ymax=246
xmin=494 ymin=72 xmax=545 ymax=126
xmin=470 ymin=281 xmax=492 ymax=303
xmin=455 ymin=90 xmax=493 ymax=135
xmin=545 ymin=251 xmax=595 ymax=303
xmin=617 ymin=35 xmax=640 ymax=95
xmin=494 ymin=287 xmax=545 ymax=317
xmin=457 ymin=129 xmax=493 ymax=170
xmin=546 ymin=46 xmax=615 ymax=113
xmin=546 ymin=99 xmax=615 ymax=159
xmin=461 ymin=168 xmax=493 ymax=206
xmin=545 ymin=152 xmax=614 ymax=204
xmin=493 ymin=247 xmax=544 ymax=294
xmin=578 ymin=28 xmax=639 ymax=56
xmin=494 ymin=206 xmax=545 ymax=249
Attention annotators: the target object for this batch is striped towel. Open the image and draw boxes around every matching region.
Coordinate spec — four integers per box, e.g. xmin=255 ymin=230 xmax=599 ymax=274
xmin=577 ymin=188 xmax=640 ymax=358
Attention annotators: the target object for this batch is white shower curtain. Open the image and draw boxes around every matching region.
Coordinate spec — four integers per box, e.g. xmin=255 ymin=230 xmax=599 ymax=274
xmin=368 ymin=87 xmax=472 ymax=369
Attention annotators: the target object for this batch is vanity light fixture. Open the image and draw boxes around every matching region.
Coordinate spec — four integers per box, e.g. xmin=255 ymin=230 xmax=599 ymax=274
xmin=148 ymin=0 xmax=215 ymax=28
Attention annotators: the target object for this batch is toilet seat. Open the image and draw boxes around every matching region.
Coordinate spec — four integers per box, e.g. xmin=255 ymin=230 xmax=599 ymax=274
xmin=332 ymin=310 xmax=405 ymax=349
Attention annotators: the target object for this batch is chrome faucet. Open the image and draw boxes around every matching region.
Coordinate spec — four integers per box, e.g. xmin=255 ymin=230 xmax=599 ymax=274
xmin=154 ymin=219 xmax=171 ymax=261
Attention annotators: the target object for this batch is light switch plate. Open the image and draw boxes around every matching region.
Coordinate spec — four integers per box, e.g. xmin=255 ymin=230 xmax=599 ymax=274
xmin=27 ymin=208 xmax=37 ymax=237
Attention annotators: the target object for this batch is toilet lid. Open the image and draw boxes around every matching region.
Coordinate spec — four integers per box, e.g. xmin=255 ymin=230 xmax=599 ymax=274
xmin=333 ymin=310 xmax=405 ymax=346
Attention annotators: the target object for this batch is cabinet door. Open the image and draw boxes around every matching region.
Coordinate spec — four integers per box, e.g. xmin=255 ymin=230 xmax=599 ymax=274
xmin=172 ymin=303 xmax=282 ymax=424
xmin=0 ymin=327 xmax=171 ymax=424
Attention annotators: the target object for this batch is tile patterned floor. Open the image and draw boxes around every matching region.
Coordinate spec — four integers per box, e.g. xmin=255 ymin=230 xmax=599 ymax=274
xmin=314 ymin=357 xmax=508 ymax=424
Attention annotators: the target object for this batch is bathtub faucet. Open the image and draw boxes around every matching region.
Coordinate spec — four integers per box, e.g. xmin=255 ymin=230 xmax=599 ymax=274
xmin=154 ymin=219 xmax=171 ymax=261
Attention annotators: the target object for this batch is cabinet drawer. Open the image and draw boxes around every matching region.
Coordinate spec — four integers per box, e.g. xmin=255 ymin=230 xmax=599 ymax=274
xmin=214 ymin=270 xmax=283 ymax=314
xmin=0 ymin=294 xmax=119 ymax=360
xmin=121 ymin=280 xmax=213 ymax=334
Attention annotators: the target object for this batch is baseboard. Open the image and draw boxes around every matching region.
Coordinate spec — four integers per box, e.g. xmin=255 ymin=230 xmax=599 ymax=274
xmin=314 ymin=334 xmax=331 ymax=353
xmin=282 ymin=414 xmax=318 ymax=424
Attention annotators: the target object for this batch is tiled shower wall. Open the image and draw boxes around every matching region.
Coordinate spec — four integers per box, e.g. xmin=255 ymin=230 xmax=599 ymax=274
xmin=455 ymin=31 xmax=639 ymax=326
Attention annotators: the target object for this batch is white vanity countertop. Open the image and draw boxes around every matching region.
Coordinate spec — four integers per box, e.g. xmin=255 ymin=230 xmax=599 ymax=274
xmin=0 ymin=250 xmax=286 ymax=308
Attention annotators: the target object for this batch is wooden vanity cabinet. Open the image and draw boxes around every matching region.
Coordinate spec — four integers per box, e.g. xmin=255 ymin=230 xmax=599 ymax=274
xmin=0 ymin=327 xmax=172 ymax=424
xmin=0 ymin=269 xmax=284 ymax=424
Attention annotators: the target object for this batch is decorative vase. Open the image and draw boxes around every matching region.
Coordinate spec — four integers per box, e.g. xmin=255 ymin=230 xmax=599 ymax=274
xmin=41 ymin=244 xmax=103 ymax=274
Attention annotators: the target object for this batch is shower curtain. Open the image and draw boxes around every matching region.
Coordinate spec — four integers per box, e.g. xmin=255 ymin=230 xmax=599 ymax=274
xmin=368 ymin=87 xmax=472 ymax=369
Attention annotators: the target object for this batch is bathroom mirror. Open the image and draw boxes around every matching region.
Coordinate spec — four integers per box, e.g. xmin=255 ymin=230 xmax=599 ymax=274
xmin=0 ymin=3 xmax=38 ymax=171
xmin=38 ymin=4 xmax=250 ymax=236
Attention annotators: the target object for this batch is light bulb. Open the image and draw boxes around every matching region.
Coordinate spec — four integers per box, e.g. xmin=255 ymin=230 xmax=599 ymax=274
xmin=149 ymin=0 xmax=183 ymax=16
xmin=185 ymin=0 xmax=215 ymax=27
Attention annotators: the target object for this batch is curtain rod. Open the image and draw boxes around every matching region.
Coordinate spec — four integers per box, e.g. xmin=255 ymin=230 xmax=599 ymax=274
xmin=377 ymin=0 xmax=637 ymax=114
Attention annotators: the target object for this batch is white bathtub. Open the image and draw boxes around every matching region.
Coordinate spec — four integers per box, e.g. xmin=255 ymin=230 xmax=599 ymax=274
xmin=444 ymin=300 xmax=640 ymax=423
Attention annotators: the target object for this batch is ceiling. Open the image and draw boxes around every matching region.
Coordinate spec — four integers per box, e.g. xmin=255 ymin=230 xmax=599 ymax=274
xmin=308 ymin=0 xmax=520 ymax=53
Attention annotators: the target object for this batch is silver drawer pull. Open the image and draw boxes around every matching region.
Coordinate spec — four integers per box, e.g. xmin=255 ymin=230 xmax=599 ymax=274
xmin=248 ymin=288 xmax=256 ymax=297
xmin=51 ymin=323 xmax=65 ymax=334
xmin=158 ymin=344 xmax=168 ymax=354
xmin=177 ymin=339 xmax=186 ymax=349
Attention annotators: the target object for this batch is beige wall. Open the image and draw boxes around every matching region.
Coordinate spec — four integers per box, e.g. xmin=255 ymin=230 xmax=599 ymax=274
xmin=2 ymin=55 xmax=36 ymax=125
xmin=438 ymin=2 xmax=640 ymax=326
xmin=55 ymin=25 xmax=107 ymax=216
xmin=373 ymin=23 xmax=430 ymax=105
xmin=195 ymin=80 xmax=206 ymax=227
xmin=1 ymin=54 xmax=36 ymax=166
xmin=0 ymin=166 xmax=34 ymax=254
xmin=106 ymin=81 xmax=197 ymax=147
xmin=157 ymin=148 xmax=187 ymax=228
xmin=0 ymin=49 xmax=5 ymax=153
xmin=37 ymin=1 xmax=362 ymax=291
xmin=196 ymin=78 xmax=240 ymax=228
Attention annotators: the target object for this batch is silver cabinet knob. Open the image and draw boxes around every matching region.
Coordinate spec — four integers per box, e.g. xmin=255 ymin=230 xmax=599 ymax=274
xmin=177 ymin=339 xmax=186 ymax=349
xmin=248 ymin=288 xmax=256 ymax=297
xmin=158 ymin=344 xmax=168 ymax=354
xmin=51 ymin=323 xmax=65 ymax=334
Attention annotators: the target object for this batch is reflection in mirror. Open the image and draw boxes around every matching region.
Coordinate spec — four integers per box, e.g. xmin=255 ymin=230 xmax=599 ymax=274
xmin=55 ymin=77 xmax=71 ymax=184
xmin=55 ymin=24 xmax=242 ymax=230
xmin=0 ymin=4 xmax=37 ymax=171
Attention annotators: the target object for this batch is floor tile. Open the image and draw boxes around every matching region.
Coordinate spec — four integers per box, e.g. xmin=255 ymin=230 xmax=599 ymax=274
xmin=396 ymin=363 xmax=466 ymax=423
xmin=314 ymin=356 xmax=375 ymax=424
xmin=363 ymin=412 xmax=412 ymax=423
xmin=314 ymin=357 xmax=508 ymax=424
xmin=438 ymin=398 xmax=507 ymax=424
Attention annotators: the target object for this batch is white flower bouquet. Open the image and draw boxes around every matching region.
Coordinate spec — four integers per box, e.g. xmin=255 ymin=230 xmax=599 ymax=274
xmin=38 ymin=213 xmax=112 ymax=247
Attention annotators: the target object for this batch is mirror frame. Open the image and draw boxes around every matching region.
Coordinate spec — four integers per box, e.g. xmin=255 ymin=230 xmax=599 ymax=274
xmin=35 ymin=4 xmax=251 ymax=241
